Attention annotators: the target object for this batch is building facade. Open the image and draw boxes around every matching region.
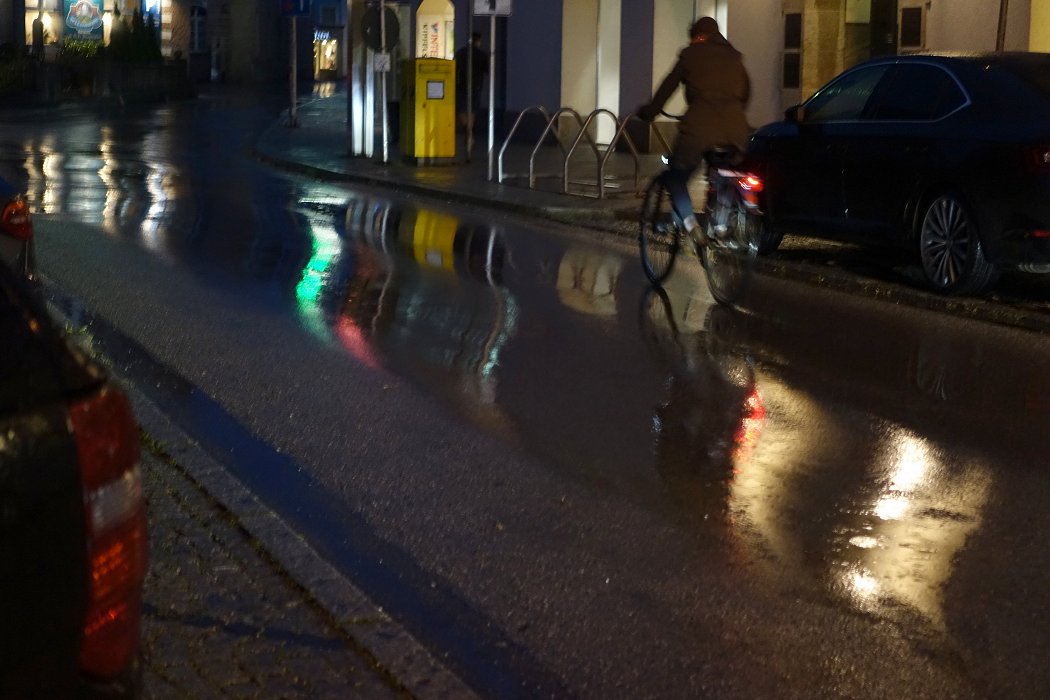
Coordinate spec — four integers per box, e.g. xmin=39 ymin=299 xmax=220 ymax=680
xmin=341 ymin=0 xmax=1047 ymax=157
xmin=2 ymin=2 xmax=1047 ymax=141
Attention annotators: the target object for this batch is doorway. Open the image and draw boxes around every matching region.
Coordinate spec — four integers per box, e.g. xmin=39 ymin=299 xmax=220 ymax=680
xmin=870 ymin=0 xmax=898 ymax=57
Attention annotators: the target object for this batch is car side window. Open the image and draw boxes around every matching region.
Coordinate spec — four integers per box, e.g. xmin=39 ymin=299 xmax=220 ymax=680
xmin=865 ymin=64 xmax=967 ymax=120
xmin=803 ymin=66 xmax=890 ymax=123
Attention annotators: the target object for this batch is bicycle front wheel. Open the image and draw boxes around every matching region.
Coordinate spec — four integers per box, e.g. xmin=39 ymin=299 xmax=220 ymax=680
xmin=701 ymin=195 xmax=759 ymax=305
xmin=639 ymin=176 xmax=681 ymax=285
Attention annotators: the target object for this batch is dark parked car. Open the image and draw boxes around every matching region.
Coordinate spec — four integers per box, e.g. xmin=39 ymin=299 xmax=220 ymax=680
xmin=0 ymin=175 xmax=34 ymax=280
xmin=0 ymin=261 xmax=146 ymax=698
xmin=748 ymin=52 xmax=1050 ymax=295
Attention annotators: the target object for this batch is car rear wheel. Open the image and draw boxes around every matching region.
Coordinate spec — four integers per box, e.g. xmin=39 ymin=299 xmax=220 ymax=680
xmin=755 ymin=218 xmax=783 ymax=256
xmin=918 ymin=194 xmax=998 ymax=295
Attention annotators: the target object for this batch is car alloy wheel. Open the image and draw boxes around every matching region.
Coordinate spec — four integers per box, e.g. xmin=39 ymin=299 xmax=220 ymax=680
xmin=918 ymin=194 xmax=996 ymax=295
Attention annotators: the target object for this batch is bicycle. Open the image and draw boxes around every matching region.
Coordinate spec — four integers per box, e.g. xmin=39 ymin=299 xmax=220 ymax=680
xmin=638 ymin=121 xmax=763 ymax=306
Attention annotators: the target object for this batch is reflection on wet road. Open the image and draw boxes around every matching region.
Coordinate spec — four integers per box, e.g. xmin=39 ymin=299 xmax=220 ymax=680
xmin=6 ymin=94 xmax=1050 ymax=696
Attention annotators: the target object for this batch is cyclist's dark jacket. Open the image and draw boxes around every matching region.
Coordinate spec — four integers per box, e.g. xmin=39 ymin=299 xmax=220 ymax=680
xmin=644 ymin=32 xmax=751 ymax=167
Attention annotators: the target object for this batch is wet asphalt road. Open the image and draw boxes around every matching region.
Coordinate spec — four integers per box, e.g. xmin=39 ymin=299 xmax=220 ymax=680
xmin=2 ymin=94 xmax=1050 ymax=698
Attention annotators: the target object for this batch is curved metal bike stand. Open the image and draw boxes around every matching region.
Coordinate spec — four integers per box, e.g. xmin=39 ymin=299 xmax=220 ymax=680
xmin=598 ymin=113 xmax=645 ymax=199
xmin=497 ymin=105 xmax=552 ymax=184
xmin=564 ymin=108 xmax=644 ymax=199
xmin=528 ymin=107 xmax=596 ymax=189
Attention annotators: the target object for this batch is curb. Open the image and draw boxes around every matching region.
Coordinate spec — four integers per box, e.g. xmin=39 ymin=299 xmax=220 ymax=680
xmin=250 ymin=147 xmax=632 ymax=227
xmin=126 ymin=386 xmax=480 ymax=700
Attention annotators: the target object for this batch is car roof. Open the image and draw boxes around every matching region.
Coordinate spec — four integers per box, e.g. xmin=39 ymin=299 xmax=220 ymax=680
xmin=859 ymin=51 xmax=1050 ymax=67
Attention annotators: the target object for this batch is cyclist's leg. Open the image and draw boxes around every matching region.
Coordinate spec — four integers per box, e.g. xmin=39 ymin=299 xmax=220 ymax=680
xmin=665 ymin=144 xmax=704 ymax=234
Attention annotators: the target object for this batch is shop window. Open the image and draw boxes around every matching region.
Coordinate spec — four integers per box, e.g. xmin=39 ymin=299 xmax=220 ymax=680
xmin=783 ymin=13 xmax=802 ymax=90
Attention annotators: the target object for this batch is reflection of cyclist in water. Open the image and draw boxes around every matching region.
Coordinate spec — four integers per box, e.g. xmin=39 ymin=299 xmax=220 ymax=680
xmin=640 ymin=289 xmax=764 ymax=521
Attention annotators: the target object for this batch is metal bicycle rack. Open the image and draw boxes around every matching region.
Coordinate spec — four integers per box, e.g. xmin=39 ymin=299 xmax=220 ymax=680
xmin=498 ymin=106 xmax=597 ymax=190
xmin=564 ymin=109 xmax=645 ymax=199
xmin=499 ymin=107 xmax=668 ymax=200
xmin=497 ymin=105 xmax=551 ymax=185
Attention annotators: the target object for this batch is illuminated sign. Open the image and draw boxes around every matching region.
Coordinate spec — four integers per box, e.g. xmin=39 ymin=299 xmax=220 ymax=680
xmin=64 ymin=0 xmax=103 ymax=39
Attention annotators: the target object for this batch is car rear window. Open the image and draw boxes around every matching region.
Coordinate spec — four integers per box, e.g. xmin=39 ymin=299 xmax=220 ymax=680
xmin=999 ymin=60 xmax=1050 ymax=100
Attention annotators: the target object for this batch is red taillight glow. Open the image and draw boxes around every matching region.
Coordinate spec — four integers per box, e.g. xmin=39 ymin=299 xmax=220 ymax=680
xmin=737 ymin=175 xmax=764 ymax=206
xmin=732 ymin=388 xmax=767 ymax=463
xmin=1 ymin=195 xmax=32 ymax=241
xmin=738 ymin=175 xmax=764 ymax=193
xmin=68 ymin=387 xmax=147 ymax=681
xmin=1032 ymin=230 xmax=1050 ymax=239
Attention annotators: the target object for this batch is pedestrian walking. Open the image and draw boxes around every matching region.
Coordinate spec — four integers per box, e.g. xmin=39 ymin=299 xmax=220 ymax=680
xmin=455 ymin=32 xmax=489 ymax=152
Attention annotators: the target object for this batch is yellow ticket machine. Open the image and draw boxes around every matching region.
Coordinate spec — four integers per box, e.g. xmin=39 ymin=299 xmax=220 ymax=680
xmin=400 ymin=58 xmax=456 ymax=164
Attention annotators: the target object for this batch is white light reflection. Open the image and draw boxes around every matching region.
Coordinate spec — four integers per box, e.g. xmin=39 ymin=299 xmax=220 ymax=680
xmin=139 ymin=163 xmax=176 ymax=259
xmin=849 ymin=568 xmax=879 ymax=599
xmin=874 ymin=494 xmax=908 ymax=521
xmin=889 ymin=436 xmax=928 ymax=492
xmin=726 ymin=398 xmax=991 ymax=632
xmin=842 ymin=427 xmax=990 ymax=629
xmin=97 ymin=127 xmax=120 ymax=234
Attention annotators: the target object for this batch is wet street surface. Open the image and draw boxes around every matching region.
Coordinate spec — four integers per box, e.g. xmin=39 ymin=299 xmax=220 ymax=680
xmin=2 ymin=92 xmax=1049 ymax=698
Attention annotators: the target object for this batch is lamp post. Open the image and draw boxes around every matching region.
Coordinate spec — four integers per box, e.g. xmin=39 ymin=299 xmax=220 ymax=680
xmin=996 ymin=0 xmax=1009 ymax=51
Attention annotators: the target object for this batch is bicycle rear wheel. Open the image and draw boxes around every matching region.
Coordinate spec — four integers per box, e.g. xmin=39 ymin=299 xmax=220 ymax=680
xmin=700 ymin=194 xmax=759 ymax=305
xmin=639 ymin=176 xmax=681 ymax=285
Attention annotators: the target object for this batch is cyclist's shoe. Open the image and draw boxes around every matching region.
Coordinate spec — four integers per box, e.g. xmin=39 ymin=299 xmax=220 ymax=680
xmin=705 ymin=220 xmax=731 ymax=243
xmin=654 ymin=218 xmax=676 ymax=235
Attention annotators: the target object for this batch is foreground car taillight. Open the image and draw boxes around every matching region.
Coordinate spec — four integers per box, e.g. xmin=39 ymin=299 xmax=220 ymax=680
xmin=68 ymin=386 xmax=147 ymax=681
xmin=1 ymin=195 xmax=32 ymax=241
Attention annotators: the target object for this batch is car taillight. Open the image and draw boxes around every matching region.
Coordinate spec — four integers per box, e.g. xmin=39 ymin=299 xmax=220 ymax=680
xmin=1 ymin=195 xmax=32 ymax=241
xmin=68 ymin=386 xmax=147 ymax=681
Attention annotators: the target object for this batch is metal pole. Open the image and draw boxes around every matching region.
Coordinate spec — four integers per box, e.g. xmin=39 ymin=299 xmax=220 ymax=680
xmin=487 ymin=14 xmax=496 ymax=180
xmin=290 ymin=15 xmax=298 ymax=127
xmin=996 ymin=0 xmax=1009 ymax=52
xmin=465 ymin=1 xmax=474 ymax=161
xmin=380 ymin=0 xmax=389 ymax=162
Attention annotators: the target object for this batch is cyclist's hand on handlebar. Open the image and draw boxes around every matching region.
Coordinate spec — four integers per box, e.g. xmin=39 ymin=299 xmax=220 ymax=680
xmin=636 ymin=104 xmax=660 ymax=122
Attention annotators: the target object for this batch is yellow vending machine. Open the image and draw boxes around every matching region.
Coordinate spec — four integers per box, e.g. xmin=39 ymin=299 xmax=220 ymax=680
xmin=400 ymin=58 xmax=456 ymax=164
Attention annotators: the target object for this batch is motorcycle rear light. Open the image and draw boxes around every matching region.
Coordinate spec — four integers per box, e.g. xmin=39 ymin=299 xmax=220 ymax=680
xmin=69 ymin=386 xmax=147 ymax=681
xmin=1 ymin=196 xmax=32 ymax=241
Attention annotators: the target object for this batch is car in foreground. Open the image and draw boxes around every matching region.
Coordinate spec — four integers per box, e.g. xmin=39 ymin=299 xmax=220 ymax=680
xmin=0 ymin=260 xmax=146 ymax=698
xmin=747 ymin=52 xmax=1050 ymax=295
xmin=0 ymin=175 xmax=34 ymax=280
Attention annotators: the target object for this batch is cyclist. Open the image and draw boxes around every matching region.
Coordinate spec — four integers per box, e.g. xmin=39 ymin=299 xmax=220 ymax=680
xmin=637 ymin=17 xmax=751 ymax=238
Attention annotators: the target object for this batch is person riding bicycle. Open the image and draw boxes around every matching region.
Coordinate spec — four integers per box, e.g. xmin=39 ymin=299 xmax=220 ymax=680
xmin=637 ymin=17 xmax=751 ymax=238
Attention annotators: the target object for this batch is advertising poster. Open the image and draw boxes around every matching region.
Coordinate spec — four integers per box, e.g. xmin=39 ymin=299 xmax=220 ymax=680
xmin=64 ymin=0 xmax=104 ymax=40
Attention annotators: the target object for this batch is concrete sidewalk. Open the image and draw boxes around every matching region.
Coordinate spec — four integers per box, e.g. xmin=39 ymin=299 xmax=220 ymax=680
xmin=253 ymin=89 xmax=657 ymax=235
